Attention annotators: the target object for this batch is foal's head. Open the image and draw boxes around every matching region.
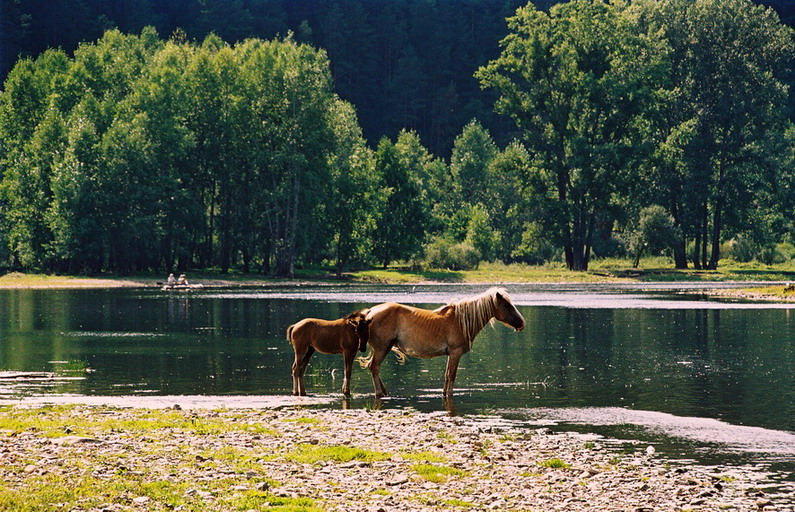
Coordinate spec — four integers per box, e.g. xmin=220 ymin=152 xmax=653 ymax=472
xmin=493 ymin=290 xmax=525 ymax=332
xmin=346 ymin=311 xmax=372 ymax=352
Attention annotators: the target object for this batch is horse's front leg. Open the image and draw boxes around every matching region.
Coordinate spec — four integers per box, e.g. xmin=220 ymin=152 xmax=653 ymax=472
xmin=443 ymin=349 xmax=463 ymax=397
xmin=342 ymin=348 xmax=355 ymax=396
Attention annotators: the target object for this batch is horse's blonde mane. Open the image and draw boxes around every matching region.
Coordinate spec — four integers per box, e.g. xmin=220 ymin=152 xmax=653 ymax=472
xmin=448 ymin=287 xmax=510 ymax=344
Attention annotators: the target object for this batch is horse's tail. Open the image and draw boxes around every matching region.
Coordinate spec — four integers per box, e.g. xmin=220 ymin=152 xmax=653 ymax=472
xmin=286 ymin=324 xmax=295 ymax=345
xmin=356 ymin=346 xmax=407 ymax=368
xmin=390 ymin=346 xmax=407 ymax=364
xmin=356 ymin=350 xmax=372 ymax=369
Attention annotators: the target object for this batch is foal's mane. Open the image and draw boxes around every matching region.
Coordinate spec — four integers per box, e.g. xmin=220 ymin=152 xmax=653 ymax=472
xmin=446 ymin=287 xmax=510 ymax=344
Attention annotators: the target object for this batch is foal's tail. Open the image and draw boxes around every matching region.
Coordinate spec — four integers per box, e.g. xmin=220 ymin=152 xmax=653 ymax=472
xmin=286 ymin=324 xmax=295 ymax=345
xmin=356 ymin=346 xmax=407 ymax=369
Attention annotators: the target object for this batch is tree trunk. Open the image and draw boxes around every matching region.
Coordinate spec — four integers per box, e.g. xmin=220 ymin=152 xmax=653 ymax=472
xmin=693 ymin=230 xmax=702 ymax=270
xmin=709 ymin=194 xmax=723 ymax=270
xmin=670 ymin=199 xmax=688 ymax=269
xmin=701 ymin=201 xmax=708 ymax=269
xmin=583 ymin=213 xmax=595 ymax=269
xmin=708 ymin=161 xmax=725 ymax=270
xmin=274 ymin=173 xmax=300 ymax=277
xmin=564 ymin=244 xmax=574 ymax=270
xmin=673 ymin=239 xmax=688 ymax=269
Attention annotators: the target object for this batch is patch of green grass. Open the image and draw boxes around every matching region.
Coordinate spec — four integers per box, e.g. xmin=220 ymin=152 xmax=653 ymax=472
xmin=223 ymin=491 xmax=323 ymax=512
xmin=436 ymin=430 xmax=457 ymax=443
xmin=401 ymin=451 xmax=447 ymax=463
xmin=284 ymin=444 xmax=391 ymax=464
xmin=0 ymin=472 xmax=193 ymax=511
xmin=583 ymin=441 xmax=596 ymax=449
xmin=538 ymin=458 xmax=571 ymax=469
xmin=441 ymin=499 xmax=475 ymax=507
xmin=474 ymin=439 xmax=492 ymax=458
xmin=519 ymin=471 xmax=542 ymax=477
xmin=0 ymin=406 xmax=277 ymax=438
xmin=196 ymin=445 xmax=277 ymax=475
xmin=371 ymin=489 xmax=391 ymax=496
xmin=412 ymin=464 xmax=470 ymax=483
xmin=282 ymin=417 xmax=322 ymax=425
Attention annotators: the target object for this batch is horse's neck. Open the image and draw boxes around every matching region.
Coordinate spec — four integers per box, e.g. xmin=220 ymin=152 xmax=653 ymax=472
xmin=455 ymin=302 xmax=495 ymax=344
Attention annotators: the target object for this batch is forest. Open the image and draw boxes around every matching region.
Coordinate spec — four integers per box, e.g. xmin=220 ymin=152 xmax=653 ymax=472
xmin=1 ymin=0 xmax=794 ymax=275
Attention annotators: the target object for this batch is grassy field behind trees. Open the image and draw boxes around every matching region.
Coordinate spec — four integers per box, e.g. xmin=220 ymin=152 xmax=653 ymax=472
xmin=1 ymin=0 xmax=795 ymax=276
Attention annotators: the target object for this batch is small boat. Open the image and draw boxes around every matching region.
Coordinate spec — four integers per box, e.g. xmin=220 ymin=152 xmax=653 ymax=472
xmin=161 ymin=283 xmax=204 ymax=291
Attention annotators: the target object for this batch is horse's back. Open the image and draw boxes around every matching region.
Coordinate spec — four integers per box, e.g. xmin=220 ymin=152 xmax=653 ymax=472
xmin=289 ymin=317 xmax=350 ymax=354
xmin=367 ymin=302 xmax=459 ymax=358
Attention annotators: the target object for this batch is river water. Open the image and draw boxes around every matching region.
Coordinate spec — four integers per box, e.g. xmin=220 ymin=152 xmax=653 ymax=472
xmin=1 ymin=283 xmax=793 ymax=478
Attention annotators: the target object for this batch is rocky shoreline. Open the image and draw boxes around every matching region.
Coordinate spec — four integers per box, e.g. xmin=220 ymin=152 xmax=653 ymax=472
xmin=1 ymin=406 xmax=792 ymax=511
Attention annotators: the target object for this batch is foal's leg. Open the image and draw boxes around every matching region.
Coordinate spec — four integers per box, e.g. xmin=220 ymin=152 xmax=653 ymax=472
xmin=443 ymin=349 xmax=463 ymax=397
xmin=291 ymin=346 xmax=307 ymax=396
xmin=297 ymin=346 xmax=315 ymax=396
xmin=342 ymin=348 xmax=355 ymax=396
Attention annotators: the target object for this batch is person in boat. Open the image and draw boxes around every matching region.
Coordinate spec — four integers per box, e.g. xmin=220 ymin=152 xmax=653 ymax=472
xmin=177 ymin=274 xmax=189 ymax=286
xmin=167 ymin=273 xmax=176 ymax=287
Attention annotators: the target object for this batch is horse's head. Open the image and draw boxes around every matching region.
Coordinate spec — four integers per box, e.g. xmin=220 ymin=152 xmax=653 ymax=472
xmin=346 ymin=310 xmax=372 ymax=352
xmin=494 ymin=290 xmax=525 ymax=332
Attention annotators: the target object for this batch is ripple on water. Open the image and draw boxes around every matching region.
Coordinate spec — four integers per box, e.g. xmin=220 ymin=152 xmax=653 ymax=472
xmin=60 ymin=331 xmax=167 ymax=338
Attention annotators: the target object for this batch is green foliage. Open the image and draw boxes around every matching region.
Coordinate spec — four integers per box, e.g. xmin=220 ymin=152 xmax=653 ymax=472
xmin=478 ymin=0 xmax=669 ymax=271
xmin=423 ymin=236 xmax=480 ymax=271
xmin=465 ymin=205 xmax=500 ymax=262
xmin=512 ymin=222 xmax=560 ymax=265
xmin=371 ymin=132 xmax=432 ymax=267
xmin=0 ymin=28 xmax=373 ymax=276
xmin=629 ymin=0 xmax=795 ymax=270
xmin=3 ymin=1 xmax=795 ymax=273
xmin=627 ymin=205 xmax=680 ymax=267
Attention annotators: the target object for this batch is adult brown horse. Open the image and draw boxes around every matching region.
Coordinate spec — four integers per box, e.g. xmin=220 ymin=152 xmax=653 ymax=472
xmin=360 ymin=287 xmax=525 ymax=397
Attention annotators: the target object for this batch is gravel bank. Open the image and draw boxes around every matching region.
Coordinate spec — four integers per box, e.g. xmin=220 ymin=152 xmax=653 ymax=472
xmin=0 ymin=406 xmax=792 ymax=511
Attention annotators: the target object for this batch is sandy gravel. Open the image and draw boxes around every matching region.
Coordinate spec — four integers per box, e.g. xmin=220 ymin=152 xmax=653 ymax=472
xmin=1 ymin=406 xmax=792 ymax=511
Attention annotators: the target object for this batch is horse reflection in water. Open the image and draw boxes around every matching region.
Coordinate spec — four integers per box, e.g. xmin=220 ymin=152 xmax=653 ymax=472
xmin=359 ymin=287 xmax=525 ymax=397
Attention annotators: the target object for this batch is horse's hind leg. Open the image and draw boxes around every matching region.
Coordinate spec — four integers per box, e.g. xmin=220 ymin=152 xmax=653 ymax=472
xmin=291 ymin=346 xmax=304 ymax=396
xmin=297 ymin=347 xmax=315 ymax=396
xmin=292 ymin=346 xmax=315 ymax=396
xmin=368 ymin=346 xmax=391 ymax=397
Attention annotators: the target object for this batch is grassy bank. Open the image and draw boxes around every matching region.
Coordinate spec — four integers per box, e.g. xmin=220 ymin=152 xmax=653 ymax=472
xmin=2 ymin=258 xmax=795 ymax=289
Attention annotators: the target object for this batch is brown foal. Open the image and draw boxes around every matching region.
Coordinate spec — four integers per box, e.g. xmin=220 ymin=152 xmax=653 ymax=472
xmin=286 ymin=311 xmax=370 ymax=396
